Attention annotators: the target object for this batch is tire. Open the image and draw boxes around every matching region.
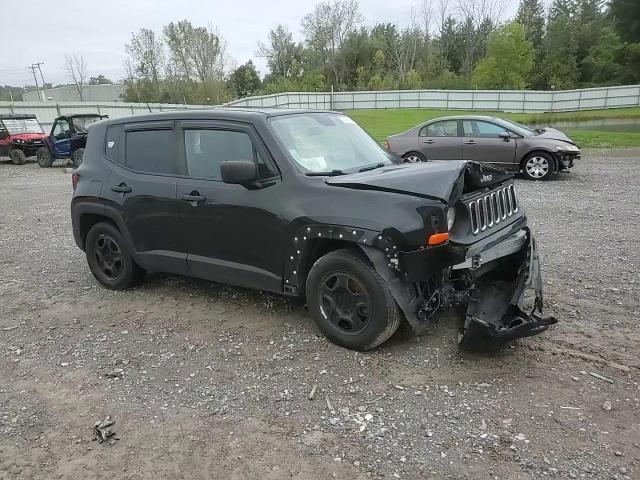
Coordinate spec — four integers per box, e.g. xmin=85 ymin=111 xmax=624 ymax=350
xmin=9 ymin=149 xmax=27 ymax=165
xmin=402 ymin=151 xmax=427 ymax=163
xmin=36 ymin=147 xmax=53 ymax=168
xmin=522 ymin=152 xmax=554 ymax=180
xmin=306 ymin=249 xmax=401 ymax=350
xmin=71 ymin=148 xmax=85 ymax=168
xmin=85 ymin=222 xmax=145 ymax=290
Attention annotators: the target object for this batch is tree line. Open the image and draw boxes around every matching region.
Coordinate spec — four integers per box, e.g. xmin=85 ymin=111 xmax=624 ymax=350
xmin=121 ymin=0 xmax=640 ymax=104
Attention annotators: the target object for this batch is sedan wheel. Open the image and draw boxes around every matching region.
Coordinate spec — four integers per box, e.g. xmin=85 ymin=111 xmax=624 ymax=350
xmin=402 ymin=152 xmax=427 ymax=163
xmin=523 ymin=153 xmax=552 ymax=180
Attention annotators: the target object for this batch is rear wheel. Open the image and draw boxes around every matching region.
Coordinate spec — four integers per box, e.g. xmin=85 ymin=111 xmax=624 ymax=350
xmin=36 ymin=147 xmax=53 ymax=168
xmin=402 ymin=151 xmax=427 ymax=163
xmin=306 ymin=249 xmax=401 ymax=350
xmin=85 ymin=222 xmax=145 ymax=290
xmin=72 ymin=148 xmax=85 ymax=168
xmin=522 ymin=152 xmax=553 ymax=180
xmin=9 ymin=149 xmax=27 ymax=165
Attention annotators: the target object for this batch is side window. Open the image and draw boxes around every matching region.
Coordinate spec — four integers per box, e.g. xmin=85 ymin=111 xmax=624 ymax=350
xmin=53 ymin=119 xmax=70 ymax=138
xmin=425 ymin=120 xmax=458 ymax=137
xmin=125 ymin=129 xmax=177 ymax=174
xmin=184 ymin=129 xmax=276 ymax=180
xmin=462 ymin=120 xmax=474 ymax=137
xmin=475 ymin=121 xmax=507 ymax=138
xmin=105 ymin=125 xmax=122 ymax=162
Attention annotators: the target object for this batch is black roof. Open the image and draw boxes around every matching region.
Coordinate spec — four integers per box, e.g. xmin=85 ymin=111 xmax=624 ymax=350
xmin=106 ymin=107 xmax=339 ymax=126
xmin=57 ymin=113 xmax=107 ymax=119
xmin=0 ymin=113 xmax=37 ymax=120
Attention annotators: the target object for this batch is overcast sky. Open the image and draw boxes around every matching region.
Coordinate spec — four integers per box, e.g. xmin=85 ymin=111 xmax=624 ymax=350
xmin=1 ymin=0 xmax=522 ymax=87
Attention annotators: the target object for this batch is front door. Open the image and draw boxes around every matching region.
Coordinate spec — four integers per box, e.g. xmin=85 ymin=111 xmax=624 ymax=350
xmin=175 ymin=121 xmax=286 ymax=292
xmin=51 ymin=118 xmax=72 ymax=157
xmin=461 ymin=120 xmax=517 ymax=168
xmin=100 ymin=122 xmax=189 ymax=275
xmin=419 ymin=120 xmax=463 ymax=160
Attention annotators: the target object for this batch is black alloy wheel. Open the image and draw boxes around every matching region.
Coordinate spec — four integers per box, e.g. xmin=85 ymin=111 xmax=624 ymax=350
xmin=93 ymin=234 xmax=123 ymax=280
xmin=318 ymin=271 xmax=371 ymax=335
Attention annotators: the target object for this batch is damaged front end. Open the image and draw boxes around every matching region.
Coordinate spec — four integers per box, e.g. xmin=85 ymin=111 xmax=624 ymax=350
xmin=360 ymin=163 xmax=556 ymax=351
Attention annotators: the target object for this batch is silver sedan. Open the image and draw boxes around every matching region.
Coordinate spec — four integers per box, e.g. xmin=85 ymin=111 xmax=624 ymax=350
xmin=386 ymin=115 xmax=580 ymax=180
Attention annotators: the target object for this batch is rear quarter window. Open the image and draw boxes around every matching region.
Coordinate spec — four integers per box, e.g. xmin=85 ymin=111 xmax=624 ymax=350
xmin=125 ymin=129 xmax=177 ymax=174
xmin=105 ymin=125 xmax=122 ymax=162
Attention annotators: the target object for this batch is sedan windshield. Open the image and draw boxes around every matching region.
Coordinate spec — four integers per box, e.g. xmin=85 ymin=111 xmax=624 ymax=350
xmin=269 ymin=113 xmax=393 ymax=174
xmin=2 ymin=118 xmax=43 ymax=134
xmin=500 ymin=118 xmax=535 ymax=136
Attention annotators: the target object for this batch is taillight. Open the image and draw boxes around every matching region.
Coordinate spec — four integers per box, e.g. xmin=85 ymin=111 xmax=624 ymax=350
xmin=72 ymin=173 xmax=79 ymax=192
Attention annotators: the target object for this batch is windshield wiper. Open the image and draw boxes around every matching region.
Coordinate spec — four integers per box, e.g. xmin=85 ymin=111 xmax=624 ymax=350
xmin=358 ymin=162 xmax=386 ymax=172
xmin=305 ymin=169 xmax=345 ymax=177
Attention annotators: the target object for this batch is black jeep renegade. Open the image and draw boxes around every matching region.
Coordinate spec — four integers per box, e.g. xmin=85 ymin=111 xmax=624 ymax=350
xmin=71 ymin=109 xmax=555 ymax=351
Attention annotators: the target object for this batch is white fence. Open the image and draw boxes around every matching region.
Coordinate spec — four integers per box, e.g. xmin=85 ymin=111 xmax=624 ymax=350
xmin=227 ymin=84 xmax=640 ymax=112
xmin=2 ymin=85 xmax=639 ymax=129
xmin=0 ymin=101 xmax=211 ymax=129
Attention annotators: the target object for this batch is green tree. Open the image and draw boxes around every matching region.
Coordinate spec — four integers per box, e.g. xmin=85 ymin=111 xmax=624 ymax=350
xmin=582 ymin=26 xmax=624 ymax=83
xmin=610 ymin=0 xmax=640 ymax=43
xmin=228 ymin=61 xmax=260 ymax=98
xmin=516 ymin=0 xmax=545 ymax=47
xmin=472 ymin=22 xmax=534 ymax=89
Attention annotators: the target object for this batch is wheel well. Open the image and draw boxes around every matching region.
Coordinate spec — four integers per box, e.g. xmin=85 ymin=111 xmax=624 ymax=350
xmin=297 ymin=238 xmax=362 ymax=300
xmin=78 ymin=214 xmax=118 ymax=248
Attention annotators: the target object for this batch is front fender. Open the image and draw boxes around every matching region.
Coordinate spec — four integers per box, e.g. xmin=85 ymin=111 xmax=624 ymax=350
xmin=282 ymin=223 xmax=400 ymax=296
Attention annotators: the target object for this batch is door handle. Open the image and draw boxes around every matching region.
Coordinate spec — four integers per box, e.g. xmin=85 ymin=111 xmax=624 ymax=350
xmin=423 ymin=139 xmax=435 ymax=144
xmin=181 ymin=192 xmax=206 ymax=203
xmin=464 ymin=140 xmax=477 ymax=145
xmin=111 ymin=183 xmax=132 ymax=193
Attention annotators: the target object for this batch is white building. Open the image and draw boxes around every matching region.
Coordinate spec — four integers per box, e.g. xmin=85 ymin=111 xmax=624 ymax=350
xmin=23 ymin=84 xmax=126 ymax=102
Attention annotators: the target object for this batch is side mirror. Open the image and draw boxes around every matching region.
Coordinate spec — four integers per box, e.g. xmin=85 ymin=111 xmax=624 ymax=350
xmin=220 ymin=160 xmax=258 ymax=186
xmin=499 ymin=131 xmax=510 ymax=141
xmin=0 ymin=131 xmax=9 ymax=141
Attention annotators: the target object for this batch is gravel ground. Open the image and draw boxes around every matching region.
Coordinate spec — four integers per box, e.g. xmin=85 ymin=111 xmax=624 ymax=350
xmin=1 ymin=151 xmax=638 ymax=480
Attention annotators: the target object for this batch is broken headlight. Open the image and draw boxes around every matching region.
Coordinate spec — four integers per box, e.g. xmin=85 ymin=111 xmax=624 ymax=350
xmin=447 ymin=207 xmax=456 ymax=230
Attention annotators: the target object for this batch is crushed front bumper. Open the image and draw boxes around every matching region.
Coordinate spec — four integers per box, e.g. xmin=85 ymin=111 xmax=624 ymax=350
xmin=456 ymin=227 xmax=557 ymax=350
xmin=365 ymin=224 xmax=556 ymax=350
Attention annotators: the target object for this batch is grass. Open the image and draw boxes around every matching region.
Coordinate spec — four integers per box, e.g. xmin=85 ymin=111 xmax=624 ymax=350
xmin=346 ymin=106 xmax=640 ymax=148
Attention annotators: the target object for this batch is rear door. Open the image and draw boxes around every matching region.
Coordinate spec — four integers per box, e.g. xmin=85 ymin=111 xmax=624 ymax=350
xmin=461 ymin=120 xmax=516 ymax=168
xmin=418 ymin=120 xmax=462 ymax=160
xmin=175 ymin=120 xmax=286 ymax=292
xmin=100 ymin=121 xmax=189 ymax=275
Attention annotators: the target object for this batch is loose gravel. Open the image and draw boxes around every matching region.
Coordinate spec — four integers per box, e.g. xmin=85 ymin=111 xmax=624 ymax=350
xmin=1 ymin=151 xmax=638 ymax=480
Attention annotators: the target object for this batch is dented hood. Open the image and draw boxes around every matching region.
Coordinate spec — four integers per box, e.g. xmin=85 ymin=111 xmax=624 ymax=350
xmin=536 ymin=127 xmax=576 ymax=145
xmin=325 ymin=161 xmax=513 ymax=202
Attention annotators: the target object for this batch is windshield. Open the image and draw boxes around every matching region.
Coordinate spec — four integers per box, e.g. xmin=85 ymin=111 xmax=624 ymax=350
xmin=71 ymin=116 xmax=101 ymax=134
xmin=2 ymin=118 xmax=43 ymax=134
xmin=500 ymin=118 xmax=535 ymax=136
xmin=269 ymin=113 xmax=393 ymax=174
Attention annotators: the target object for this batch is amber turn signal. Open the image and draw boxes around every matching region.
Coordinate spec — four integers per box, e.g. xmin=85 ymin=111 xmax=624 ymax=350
xmin=427 ymin=232 xmax=449 ymax=246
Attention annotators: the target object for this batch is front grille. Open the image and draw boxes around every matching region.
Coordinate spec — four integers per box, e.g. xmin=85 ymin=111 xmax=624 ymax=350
xmin=468 ymin=183 xmax=518 ymax=235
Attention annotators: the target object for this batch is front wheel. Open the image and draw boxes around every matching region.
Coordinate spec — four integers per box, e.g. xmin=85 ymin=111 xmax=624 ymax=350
xmin=36 ymin=147 xmax=53 ymax=168
xmin=9 ymin=149 xmax=27 ymax=165
xmin=522 ymin=152 xmax=553 ymax=180
xmin=402 ymin=151 xmax=427 ymax=163
xmin=85 ymin=222 xmax=145 ymax=290
xmin=71 ymin=148 xmax=85 ymax=168
xmin=306 ymin=249 xmax=401 ymax=350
